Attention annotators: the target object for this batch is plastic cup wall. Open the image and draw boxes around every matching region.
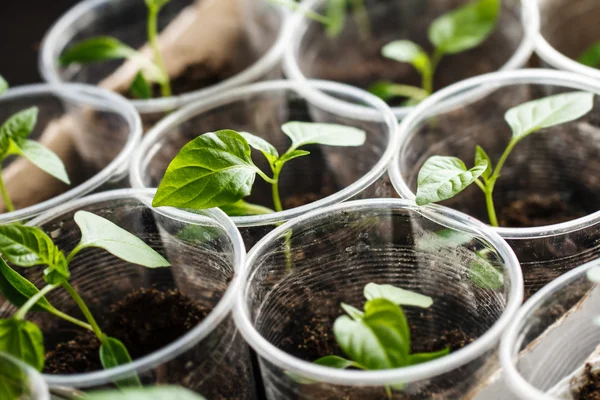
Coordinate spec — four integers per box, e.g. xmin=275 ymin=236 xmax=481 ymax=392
xmin=0 ymin=352 xmax=50 ymax=400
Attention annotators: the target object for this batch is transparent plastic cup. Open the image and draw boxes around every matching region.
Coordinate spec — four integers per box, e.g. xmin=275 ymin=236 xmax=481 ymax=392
xmin=0 ymin=83 xmax=141 ymax=224
xmin=39 ymin=0 xmax=288 ymax=126
xmin=536 ymin=0 xmax=600 ymax=81
xmin=389 ymin=69 xmax=600 ymax=299
xmin=0 ymin=189 xmax=253 ymax=398
xmin=283 ymin=0 xmax=539 ymax=119
xmin=234 ymin=198 xmax=523 ymax=399
xmin=500 ymin=260 xmax=600 ymax=400
xmin=0 ymin=352 xmax=49 ymax=400
xmin=129 ymin=80 xmax=399 ymax=248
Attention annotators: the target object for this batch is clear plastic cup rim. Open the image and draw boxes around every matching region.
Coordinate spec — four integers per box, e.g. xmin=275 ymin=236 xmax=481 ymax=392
xmin=388 ymin=68 xmax=600 ymax=240
xmin=38 ymin=0 xmax=290 ymax=114
xmin=282 ymin=0 xmax=540 ymax=119
xmin=499 ymin=259 xmax=600 ymax=400
xmin=233 ymin=198 xmax=523 ymax=386
xmin=25 ymin=188 xmax=246 ymax=388
xmin=0 ymin=83 xmax=141 ymax=225
xmin=129 ymin=79 xmax=400 ymax=228
xmin=0 ymin=352 xmax=50 ymax=400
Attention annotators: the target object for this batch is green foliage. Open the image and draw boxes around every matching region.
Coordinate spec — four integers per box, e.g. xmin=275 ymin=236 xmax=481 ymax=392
xmin=59 ymin=37 xmax=137 ymax=67
xmin=0 ymin=356 xmax=30 ymax=400
xmin=0 ymin=319 xmax=44 ymax=371
xmin=364 ymin=283 xmax=433 ymax=308
xmin=130 ymin=72 xmax=152 ymax=99
xmin=85 ymin=386 xmax=206 ymax=400
xmin=415 ymin=92 xmax=594 ymax=226
xmin=0 ymin=75 xmax=7 ymax=96
xmin=100 ymin=335 xmax=142 ymax=388
xmin=578 ymin=41 xmax=600 ymax=68
xmin=0 ymin=258 xmax=56 ymax=313
xmin=153 ymin=122 xmax=366 ymax=215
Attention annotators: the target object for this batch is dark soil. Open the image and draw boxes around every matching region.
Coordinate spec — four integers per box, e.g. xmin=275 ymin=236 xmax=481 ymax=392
xmin=578 ymin=364 xmax=600 ymax=400
xmin=44 ymin=288 xmax=208 ymax=374
xmin=499 ymin=194 xmax=587 ymax=228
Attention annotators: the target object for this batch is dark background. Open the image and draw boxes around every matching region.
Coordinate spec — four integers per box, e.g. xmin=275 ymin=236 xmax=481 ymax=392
xmin=0 ymin=1 xmax=79 ymax=85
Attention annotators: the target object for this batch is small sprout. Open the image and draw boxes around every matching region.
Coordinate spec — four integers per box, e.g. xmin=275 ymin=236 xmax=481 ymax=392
xmin=372 ymin=0 xmax=500 ymax=103
xmin=578 ymin=41 xmax=600 ymax=68
xmin=415 ymin=92 xmax=594 ymax=227
xmin=152 ymin=122 xmax=366 ymax=215
xmin=84 ymin=386 xmax=206 ymax=400
xmin=59 ymin=0 xmax=172 ymax=98
xmin=0 ymin=211 xmax=169 ymax=381
xmin=313 ymin=283 xmax=449 ymax=399
xmin=0 ymin=79 xmax=70 ymax=212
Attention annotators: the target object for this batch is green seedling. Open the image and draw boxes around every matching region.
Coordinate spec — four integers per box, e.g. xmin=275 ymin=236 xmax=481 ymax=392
xmin=370 ymin=0 xmax=499 ymax=104
xmin=59 ymin=0 xmax=172 ymax=99
xmin=0 ymin=211 xmax=169 ymax=381
xmin=415 ymin=92 xmax=594 ymax=227
xmin=578 ymin=41 xmax=600 ymax=68
xmin=0 ymin=76 xmax=70 ymax=213
xmin=313 ymin=283 xmax=449 ymax=399
xmin=269 ymin=0 xmax=370 ymax=39
xmin=85 ymin=386 xmax=205 ymax=400
xmin=152 ymin=122 xmax=366 ymax=214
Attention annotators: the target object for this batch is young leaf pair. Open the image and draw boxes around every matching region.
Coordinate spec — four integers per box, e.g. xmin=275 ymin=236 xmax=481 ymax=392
xmin=0 ymin=211 xmax=169 ymax=377
xmin=0 ymin=75 xmax=70 ymax=213
xmin=314 ymin=283 xmax=449 ymax=399
xmin=152 ymin=122 xmax=366 ymax=215
xmin=415 ymin=91 xmax=595 ymax=227
xmin=371 ymin=0 xmax=499 ymax=104
xmin=60 ymin=0 xmax=172 ymax=99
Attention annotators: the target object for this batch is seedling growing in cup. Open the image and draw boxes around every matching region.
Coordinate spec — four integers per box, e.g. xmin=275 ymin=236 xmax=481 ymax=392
xmin=578 ymin=41 xmax=600 ymax=68
xmin=152 ymin=122 xmax=366 ymax=215
xmin=0 ymin=211 xmax=169 ymax=380
xmin=314 ymin=283 xmax=449 ymax=399
xmin=0 ymin=76 xmax=70 ymax=212
xmin=59 ymin=0 xmax=172 ymax=99
xmin=414 ymin=91 xmax=594 ymax=226
xmin=370 ymin=0 xmax=499 ymax=104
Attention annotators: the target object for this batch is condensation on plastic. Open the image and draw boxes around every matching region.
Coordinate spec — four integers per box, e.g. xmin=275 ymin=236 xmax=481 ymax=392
xmin=234 ymin=198 xmax=523 ymax=399
xmin=500 ymin=260 xmax=600 ymax=400
xmin=129 ymin=80 xmax=399 ymax=248
xmin=0 ymin=84 xmax=141 ymax=225
xmin=0 ymin=352 xmax=50 ymax=400
xmin=0 ymin=189 xmax=253 ymax=398
xmin=389 ymin=69 xmax=600 ymax=298
xmin=283 ymin=0 xmax=539 ymax=119
xmin=535 ymin=0 xmax=600 ymax=81
xmin=39 ymin=0 xmax=288 ymax=120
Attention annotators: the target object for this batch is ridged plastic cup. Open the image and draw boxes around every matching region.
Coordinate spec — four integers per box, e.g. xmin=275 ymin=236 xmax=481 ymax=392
xmin=0 ymin=352 xmax=49 ymax=400
xmin=389 ymin=69 xmax=600 ymax=298
xmin=283 ymin=0 xmax=539 ymax=119
xmin=536 ymin=0 xmax=600 ymax=80
xmin=500 ymin=260 xmax=600 ymax=400
xmin=129 ymin=80 xmax=399 ymax=248
xmin=234 ymin=198 xmax=523 ymax=399
xmin=0 ymin=189 xmax=253 ymax=399
xmin=0 ymin=83 xmax=141 ymax=224
xmin=39 ymin=0 xmax=288 ymax=125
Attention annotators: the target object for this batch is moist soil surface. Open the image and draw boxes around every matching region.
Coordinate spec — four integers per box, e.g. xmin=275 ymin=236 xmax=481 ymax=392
xmin=44 ymin=288 xmax=208 ymax=374
xmin=498 ymin=194 xmax=587 ymax=228
xmin=578 ymin=364 xmax=600 ymax=400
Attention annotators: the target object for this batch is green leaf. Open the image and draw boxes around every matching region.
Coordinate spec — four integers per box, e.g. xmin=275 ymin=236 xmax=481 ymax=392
xmin=99 ymin=335 xmax=141 ymax=388
xmin=129 ymin=71 xmax=151 ymax=100
xmin=219 ymin=200 xmax=274 ymax=216
xmin=238 ymin=131 xmax=279 ymax=165
xmin=8 ymin=138 xmax=70 ymax=184
xmin=0 ymin=356 xmax=30 ymax=400
xmin=277 ymin=149 xmax=310 ymax=164
xmin=587 ymin=266 xmax=600 ymax=283
xmin=85 ymin=386 xmax=206 ymax=400
xmin=341 ymin=303 xmax=364 ymax=320
xmin=0 ymin=319 xmax=44 ymax=371
xmin=326 ymin=0 xmax=347 ymax=37
xmin=153 ymin=130 xmax=260 ymax=209
xmin=281 ymin=122 xmax=366 ymax=152
xmin=408 ymin=346 xmax=450 ymax=365
xmin=364 ymin=283 xmax=433 ymax=308
xmin=578 ymin=41 xmax=600 ymax=68
xmin=428 ymin=0 xmax=500 ymax=55
xmin=0 ymin=75 xmax=7 ymax=96
xmin=73 ymin=211 xmax=170 ymax=268
xmin=368 ymin=81 xmax=429 ymax=102
xmin=415 ymin=156 xmax=488 ymax=206
xmin=314 ymin=355 xmax=364 ymax=369
xmin=381 ymin=40 xmax=431 ymax=76
xmin=474 ymin=145 xmax=492 ymax=181
xmin=505 ymin=92 xmax=595 ymax=141
xmin=145 ymin=0 xmax=171 ymax=9
xmin=0 ymin=107 xmax=38 ymax=146
xmin=470 ymin=255 xmax=504 ymax=290
xmin=0 ymin=224 xmax=62 ymax=268
xmin=0 ymin=258 xmax=56 ymax=312
xmin=334 ymin=298 xmax=410 ymax=370
xmin=59 ymin=37 xmax=137 ymax=67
